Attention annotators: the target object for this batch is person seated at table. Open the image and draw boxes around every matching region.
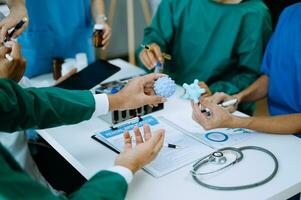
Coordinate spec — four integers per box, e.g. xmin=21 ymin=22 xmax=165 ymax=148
xmin=190 ymin=2 xmax=301 ymax=135
xmin=138 ymin=0 xmax=273 ymax=115
xmin=0 ymin=41 xmax=167 ymax=199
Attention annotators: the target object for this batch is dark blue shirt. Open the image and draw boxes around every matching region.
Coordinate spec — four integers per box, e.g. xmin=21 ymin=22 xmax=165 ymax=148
xmin=261 ymin=3 xmax=301 ymax=116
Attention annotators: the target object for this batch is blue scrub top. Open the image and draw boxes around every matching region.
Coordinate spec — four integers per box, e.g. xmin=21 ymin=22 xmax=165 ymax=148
xmin=261 ymin=3 xmax=301 ymax=116
xmin=19 ymin=0 xmax=95 ymax=78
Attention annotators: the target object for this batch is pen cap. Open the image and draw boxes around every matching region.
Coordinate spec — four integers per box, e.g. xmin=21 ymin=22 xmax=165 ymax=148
xmin=94 ymin=24 xmax=104 ymax=30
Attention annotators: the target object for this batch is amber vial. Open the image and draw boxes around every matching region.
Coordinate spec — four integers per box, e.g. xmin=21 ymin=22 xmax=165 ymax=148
xmin=52 ymin=57 xmax=64 ymax=80
xmin=93 ymin=24 xmax=104 ymax=48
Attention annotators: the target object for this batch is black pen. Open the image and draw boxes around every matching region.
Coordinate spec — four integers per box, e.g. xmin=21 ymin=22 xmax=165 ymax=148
xmin=5 ymin=17 xmax=28 ymax=42
xmin=164 ymin=143 xmax=181 ymax=149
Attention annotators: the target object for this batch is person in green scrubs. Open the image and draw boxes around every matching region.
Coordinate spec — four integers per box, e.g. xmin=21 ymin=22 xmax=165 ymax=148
xmin=0 ymin=42 xmax=166 ymax=199
xmin=139 ymin=0 xmax=272 ymax=114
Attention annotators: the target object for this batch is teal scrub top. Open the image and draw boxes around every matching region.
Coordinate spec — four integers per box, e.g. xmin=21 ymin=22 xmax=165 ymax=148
xmin=19 ymin=0 xmax=95 ymax=78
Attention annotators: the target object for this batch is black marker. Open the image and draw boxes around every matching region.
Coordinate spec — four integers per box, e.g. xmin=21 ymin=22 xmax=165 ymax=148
xmin=164 ymin=143 xmax=181 ymax=149
xmin=5 ymin=17 xmax=28 ymax=42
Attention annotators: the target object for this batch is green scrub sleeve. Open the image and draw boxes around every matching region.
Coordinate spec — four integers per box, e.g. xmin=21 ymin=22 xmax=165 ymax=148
xmin=0 ymin=78 xmax=95 ymax=133
xmin=137 ymin=0 xmax=174 ymax=69
xmin=0 ymin=145 xmax=127 ymax=200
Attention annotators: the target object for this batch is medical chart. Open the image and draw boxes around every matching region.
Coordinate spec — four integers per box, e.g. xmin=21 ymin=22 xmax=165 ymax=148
xmin=163 ymin=112 xmax=258 ymax=149
xmin=94 ymin=115 xmax=212 ymax=177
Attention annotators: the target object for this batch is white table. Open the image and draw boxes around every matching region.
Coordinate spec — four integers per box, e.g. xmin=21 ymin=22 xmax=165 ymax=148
xmin=36 ymin=59 xmax=301 ymax=200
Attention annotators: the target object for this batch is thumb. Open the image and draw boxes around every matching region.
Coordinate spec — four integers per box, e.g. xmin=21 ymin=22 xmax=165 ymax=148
xmin=143 ymin=95 xmax=166 ymax=105
xmin=0 ymin=46 xmax=10 ymax=57
xmin=0 ymin=25 xmax=8 ymax=43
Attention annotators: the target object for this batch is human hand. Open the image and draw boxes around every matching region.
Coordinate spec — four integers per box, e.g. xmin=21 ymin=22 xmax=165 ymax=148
xmin=191 ymin=100 xmax=234 ymax=130
xmin=108 ymin=73 xmax=167 ymax=111
xmin=100 ymin=23 xmax=111 ymax=50
xmin=0 ymin=41 xmax=26 ymax=82
xmin=139 ymin=43 xmax=164 ymax=70
xmin=115 ymin=123 xmax=165 ymax=173
xmin=54 ymin=68 xmax=77 ymax=86
xmin=0 ymin=5 xmax=28 ymax=42
xmin=201 ymin=92 xmax=240 ymax=113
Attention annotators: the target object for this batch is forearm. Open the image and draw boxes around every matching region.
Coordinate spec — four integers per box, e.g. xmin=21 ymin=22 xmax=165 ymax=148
xmin=237 ymin=75 xmax=269 ymax=103
xmin=228 ymin=114 xmax=301 ymax=134
xmin=5 ymin=0 xmax=25 ymax=9
xmin=0 ymin=79 xmax=95 ymax=132
xmin=91 ymin=0 xmax=106 ymax=24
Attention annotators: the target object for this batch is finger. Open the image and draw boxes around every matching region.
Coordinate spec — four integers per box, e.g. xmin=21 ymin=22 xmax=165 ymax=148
xmin=146 ymin=50 xmax=157 ymax=67
xmin=143 ymin=123 xmax=152 ymax=141
xmin=151 ymin=44 xmax=164 ymax=63
xmin=103 ymin=28 xmax=111 ymax=39
xmin=191 ymin=101 xmax=201 ymax=113
xmin=142 ymin=95 xmax=167 ymax=106
xmin=15 ymin=58 xmax=26 ymax=82
xmin=199 ymin=82 xmax=212 ymax=96
xmin=141 ymin=73 xmax=166 ymax=85
xmin=101 ymin=33 xmax=111 ymax=45
xmin=8 ymin=41 xmax=21 ymax=59
xmin=139 ymin=51 xmax=153 ymax=69
xmin=134 ymin=126 xmax=144 ymax=144
xmin=0 ymin=26 xmax=8 ymax=42
xmin=201 ymin=100 xmax=221 ymax=113
xmin=0 ymin=46 xmax=11 ymax=57
xmin=211 ymin=92 xmax=228 ymax=104
xmin=123 ymin=130 xmax=132 ymax=150
xmin=54 ymin=68 xmax=77 ymax=86
xmin=151 ymin=130 xmax=165 ymax=154
xmin=11 ymin=24 xmax=28 ymax=39
xmin=144 ymin=87 xmax=154 ymax=95
xmin=101 ymin=40 xmax=110 ymax=50
xmin=147 ymin=130 xmax=164 ymax=148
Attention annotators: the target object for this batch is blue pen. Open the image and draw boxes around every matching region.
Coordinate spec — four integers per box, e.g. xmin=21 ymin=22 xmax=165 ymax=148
xmin=154 ymin=61 xmax=162 ymax=73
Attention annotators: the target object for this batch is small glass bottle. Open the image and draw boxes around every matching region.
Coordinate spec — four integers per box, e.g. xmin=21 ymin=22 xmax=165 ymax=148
xmin=52 ymin=57 xmax=64 ymax=80
xmin=93 ymin=24 xmax=104 ymax=48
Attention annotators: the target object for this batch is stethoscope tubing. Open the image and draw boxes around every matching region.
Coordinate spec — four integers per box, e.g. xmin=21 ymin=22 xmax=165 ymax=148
xmin=191 ymin=146 xmax=279 ymax=190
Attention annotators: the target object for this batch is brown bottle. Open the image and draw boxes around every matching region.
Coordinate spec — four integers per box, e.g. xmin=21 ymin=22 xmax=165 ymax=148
xmin=52 ymin=57 xmax=64 ymax=80
xmin=93 ymin=24 xmax=104 ymax=48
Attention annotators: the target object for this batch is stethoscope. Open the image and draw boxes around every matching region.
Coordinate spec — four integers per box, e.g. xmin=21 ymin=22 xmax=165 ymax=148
xmin=191 ymin=146 xmax=279 ymax=190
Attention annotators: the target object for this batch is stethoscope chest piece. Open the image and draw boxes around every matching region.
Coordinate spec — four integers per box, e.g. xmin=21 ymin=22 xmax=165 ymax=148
xmin=209 ymin=151 xmax=227 ymax=165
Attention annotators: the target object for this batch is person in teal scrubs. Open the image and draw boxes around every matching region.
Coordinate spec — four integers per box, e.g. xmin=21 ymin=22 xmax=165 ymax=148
xmin=190 ymin=3 xmax=301 ymax=135
xmin=0 ymin=0 xmax=111 ymax=78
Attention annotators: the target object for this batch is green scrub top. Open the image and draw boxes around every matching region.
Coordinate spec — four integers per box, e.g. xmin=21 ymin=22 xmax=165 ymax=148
xmin=139 ymin=0 xmax=272 ymax=114
xmin=0 ymin=79 xmax=128 ymax=199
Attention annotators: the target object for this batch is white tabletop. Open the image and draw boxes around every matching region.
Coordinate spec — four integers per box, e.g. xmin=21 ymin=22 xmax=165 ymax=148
xmin=36 ymin=59 xmax=301 ymax=200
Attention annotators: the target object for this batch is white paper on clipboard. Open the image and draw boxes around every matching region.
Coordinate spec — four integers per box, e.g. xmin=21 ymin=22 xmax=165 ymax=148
xmin=93 ymin=115 xmax=212 ymax=178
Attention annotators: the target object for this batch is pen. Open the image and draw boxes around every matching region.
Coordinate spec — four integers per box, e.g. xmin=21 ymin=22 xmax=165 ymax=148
xmin=218 ymin=99 xmax=238 ymax=108
xmin=164 ymin=143 xmax=181 ymax=149
xmin=199 ymin=99 xmax=238 ymax=117
xmin=5 ymin=17 xmax=28 ymax=42
xmin=140 ymin=44 xmax=172 ymax=60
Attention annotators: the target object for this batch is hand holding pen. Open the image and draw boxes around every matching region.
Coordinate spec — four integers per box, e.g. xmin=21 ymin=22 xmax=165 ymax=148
xmin=0 ymin=4 xmax=28 ymax=43
xmin=139 ymin=43 xmax=171 ymax=72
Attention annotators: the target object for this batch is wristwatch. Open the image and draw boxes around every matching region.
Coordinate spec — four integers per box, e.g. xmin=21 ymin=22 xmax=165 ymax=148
xmin=96 ymin=14 xmax=108 ymax=22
